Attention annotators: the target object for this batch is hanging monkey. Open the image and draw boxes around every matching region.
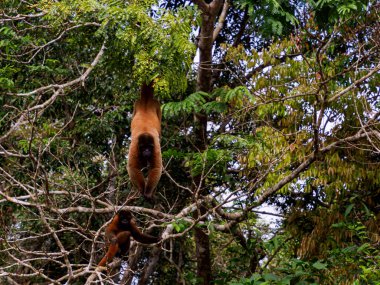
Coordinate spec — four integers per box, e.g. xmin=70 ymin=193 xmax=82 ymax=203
xmin=127 ymin=82 xmax=162 ymax=199
xmin=98 ymin=210 xmax=160 ymax=267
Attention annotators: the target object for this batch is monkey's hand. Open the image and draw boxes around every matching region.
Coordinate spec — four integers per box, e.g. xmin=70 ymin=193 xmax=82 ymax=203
xmin=106 ymin=233 xmax=117 ymax=245
xmin=110 ymin=236 xmax=117 ymax=244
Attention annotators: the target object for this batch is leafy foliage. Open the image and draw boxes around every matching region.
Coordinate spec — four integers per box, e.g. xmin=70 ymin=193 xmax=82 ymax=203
xmin=0 ymin=0 xmax=379 ymax=284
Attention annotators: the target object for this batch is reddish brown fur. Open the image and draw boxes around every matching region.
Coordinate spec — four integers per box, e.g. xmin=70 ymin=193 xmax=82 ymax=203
xmin=127 ymin=82 xmax=162 ymax=199
xmin=98 ymin=210 xmax=159 ymax=266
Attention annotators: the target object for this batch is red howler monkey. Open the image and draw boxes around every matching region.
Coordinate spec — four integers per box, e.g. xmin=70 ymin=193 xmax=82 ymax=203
xmin=127 ymin=81 xmax=162 ymax=199
xmin=98 ymin=210 xmax=160 ymax=267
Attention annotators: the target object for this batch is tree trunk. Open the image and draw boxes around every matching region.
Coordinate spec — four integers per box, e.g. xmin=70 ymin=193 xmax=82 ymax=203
xmin=194 ymin=205 xmax=212 ymax=285
xmin=137 ymin=246 xmax=161 ymax=285
xmin=120 ymin=243 xmax=143 ymax=284
xmin=191 ymin=1 xmax=224 ymax=284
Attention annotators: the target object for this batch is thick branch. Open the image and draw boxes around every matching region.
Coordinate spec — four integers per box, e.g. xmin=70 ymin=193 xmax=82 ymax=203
xmin=210 ymin=129 xmax=380 ymax=231
xmin=213 ymin=1 xmax=229 ymax=41
xmin=244 ymin=53 xmax=301 ymax=83
xmin=192 ymin=0 xmax=209 ymax=12
xmin=328 ymin=61 xmax=380 ymax=103
xmin=11 ymin=40 xmax=106 ymax=97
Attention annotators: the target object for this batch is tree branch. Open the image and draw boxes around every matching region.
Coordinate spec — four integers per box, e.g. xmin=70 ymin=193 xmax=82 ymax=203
xmin=212 ymin=0 xmax=229 ymax=41
xmin=328 ymin=61 xmax=380 ymax=103
xmin=0 ymin=40 xmax=106 ymax=144
xmin=192 ymin=0 xmax=209 ymax=12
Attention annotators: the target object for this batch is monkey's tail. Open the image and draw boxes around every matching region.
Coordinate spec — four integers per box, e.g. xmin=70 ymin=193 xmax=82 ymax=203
xmin=140 ymin=81 xmax=154 ymax=102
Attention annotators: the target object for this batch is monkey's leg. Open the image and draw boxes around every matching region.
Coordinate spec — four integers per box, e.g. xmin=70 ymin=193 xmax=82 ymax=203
xmin=144 ymin=167 xmax=161 ymax=199
xmin=116 ymin=231 xmax=131 ymax=256
xmin=127 ymin=140 xmax=146 ymax=194
xmin=144 ymin=149 xmax=162 ymax=199
xmin=98 ymin=232 xmax=131 ymax=267
xmin=98 ymin=241 xmax=119 ymax=266
xmin=127 ymin=165 xmax=146 ymax=195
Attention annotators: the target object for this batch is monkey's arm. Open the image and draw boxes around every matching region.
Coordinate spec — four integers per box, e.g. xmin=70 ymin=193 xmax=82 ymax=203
xmin=132 ymin=102 xmax=138 ymax=118
xmin=104 ymin=216 xmax=120 ymax=242
xmin=97 ymin=217 xmax=119 ymax=266
xmin=130 ymin=221 xmax=160 ymax=244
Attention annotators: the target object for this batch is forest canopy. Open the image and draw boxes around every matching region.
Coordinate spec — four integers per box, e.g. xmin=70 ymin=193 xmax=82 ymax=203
xmin=0 ymin=0 xmax=379 ymax=284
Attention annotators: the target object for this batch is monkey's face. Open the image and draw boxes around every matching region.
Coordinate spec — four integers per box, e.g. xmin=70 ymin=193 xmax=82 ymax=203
xmin=118 ymin=210 xmax=132 ymax=228
xmin=119 ymin=218 xmax=130 ymax=228
xmin=137 ymin=133 xmax=155 ymax=163
xmin=139 ymin=142 xmax=153 ymax=160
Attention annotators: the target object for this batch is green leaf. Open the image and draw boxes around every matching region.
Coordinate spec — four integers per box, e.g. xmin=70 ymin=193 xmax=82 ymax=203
xmin=357 ymin=243 xmax=370 ymax=253
xmin=263 ymin=273 xmax=279 ymax=281
xmin=0 ymin=77 xmax=14 ymax=88
xmin=344 ymin=204 xmax=354 ymax=217
xmin=162 ymin=91 xmax=210 ymax=117
xmin=312 ymin=261 xmax=327 ymax=270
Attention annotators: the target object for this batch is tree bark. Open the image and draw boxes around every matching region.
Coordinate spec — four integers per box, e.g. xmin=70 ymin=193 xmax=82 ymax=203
xmin=120 ymin=243 xmax=143 ymax=285
xmin=191 ymin=1 xmax=224 ymax=284
xmin=137 ymin=246 xmax=161 ymax=285
xmin=194 ymin=205 xmax=212 ymax=285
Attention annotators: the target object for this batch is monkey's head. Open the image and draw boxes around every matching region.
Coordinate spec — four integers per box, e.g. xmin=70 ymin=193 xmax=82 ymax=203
xmin=138 ymin=133 xmax=154 ymax=161
xmin=118 ymin=210 xmax=133 ymax=228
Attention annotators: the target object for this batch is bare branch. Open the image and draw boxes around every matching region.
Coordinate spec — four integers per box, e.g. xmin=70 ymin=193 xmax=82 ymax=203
xmin=328 ymin=61 xmax=380 ymax=103
xmin=0 ymin=40 xmax=106 ymax=144
xmin=213 ymin=0 xmax=229 ymax=41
